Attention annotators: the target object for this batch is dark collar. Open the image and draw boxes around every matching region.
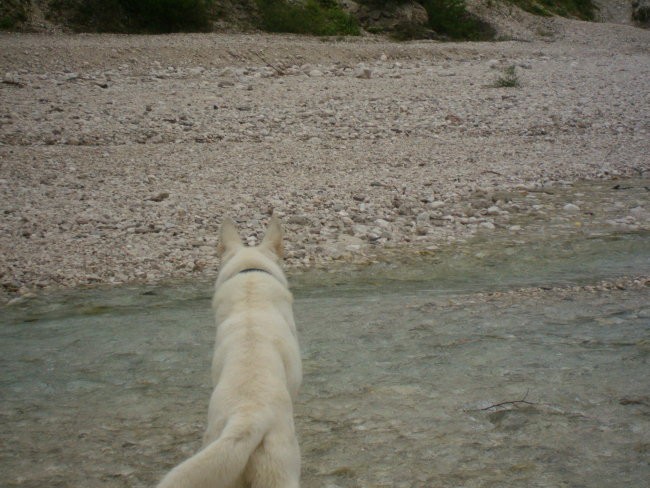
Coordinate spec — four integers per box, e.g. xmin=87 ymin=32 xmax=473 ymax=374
xmin=238 ymin=268 xmax=272 ymax=276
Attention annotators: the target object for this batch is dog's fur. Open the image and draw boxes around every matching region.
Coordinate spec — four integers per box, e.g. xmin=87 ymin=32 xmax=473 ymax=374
xmin=157 ymin=216 xmax=302 ymax=488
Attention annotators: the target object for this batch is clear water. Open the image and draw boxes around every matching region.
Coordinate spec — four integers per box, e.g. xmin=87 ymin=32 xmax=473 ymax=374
xmin=1 ymin=180 xmax=649 ymax=488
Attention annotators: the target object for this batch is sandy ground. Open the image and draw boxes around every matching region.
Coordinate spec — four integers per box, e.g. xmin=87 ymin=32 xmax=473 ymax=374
xmin=1 ymin=16 xmax=649 ymax=302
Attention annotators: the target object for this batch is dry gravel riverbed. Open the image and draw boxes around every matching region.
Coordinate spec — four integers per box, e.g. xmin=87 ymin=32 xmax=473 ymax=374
xmin=1 ymin=19 xmax=649 ymax=302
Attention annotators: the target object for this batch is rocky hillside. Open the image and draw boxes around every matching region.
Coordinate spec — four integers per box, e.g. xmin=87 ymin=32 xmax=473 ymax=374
xmin=1 ymin=0 xmax=647 ymax=37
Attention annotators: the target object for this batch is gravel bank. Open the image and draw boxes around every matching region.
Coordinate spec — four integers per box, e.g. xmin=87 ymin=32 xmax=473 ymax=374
xmin=1 ymin=19 xmax=649 ymax=301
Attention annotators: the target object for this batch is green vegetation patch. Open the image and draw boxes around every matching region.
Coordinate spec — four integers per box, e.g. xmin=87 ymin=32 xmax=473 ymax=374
xmin=49 ymin=0 xmax=213 ymax=33
xmin=421 ymin=0 xmax=495 ymax=40
xmin=256 ymin=0 xmax=360 ymax=36
xmin=0 ymin=0 xmax=29 ymax=30
xmin=492 ymin=65 xmax=521 ymax=88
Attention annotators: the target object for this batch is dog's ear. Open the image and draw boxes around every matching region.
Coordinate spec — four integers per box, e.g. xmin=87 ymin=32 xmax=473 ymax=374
xmin=217 ymin=217 xmax=243 ymax=257
xmin=260 ymin=215 xmax=283 ymax=259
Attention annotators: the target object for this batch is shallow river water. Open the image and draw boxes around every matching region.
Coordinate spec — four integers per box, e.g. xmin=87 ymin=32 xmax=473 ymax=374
xmin=1 ymin=180 xmax=649 ymax=487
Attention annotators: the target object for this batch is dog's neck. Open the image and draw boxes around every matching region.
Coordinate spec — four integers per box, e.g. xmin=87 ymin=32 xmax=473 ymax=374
xmin=216 ymin=261 xmax=288 ymax=289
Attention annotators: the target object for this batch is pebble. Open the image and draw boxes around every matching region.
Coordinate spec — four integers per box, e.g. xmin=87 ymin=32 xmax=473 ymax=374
xmin=355 ymin=67 xmax=372 ymax=79
xmin=629 ymin=206 xmax=645 ymax=218
xmin=480 ymin=221 xmax=496 ymax=230
xmin=563 ymin=203 xmax=581 ymax=213
xmin=149 ymin=192 xmax=170 ymax=202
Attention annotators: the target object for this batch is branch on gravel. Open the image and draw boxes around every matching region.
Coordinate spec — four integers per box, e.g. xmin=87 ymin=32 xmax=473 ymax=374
xmin=478 ymin=389 xmax=539 ymax=411
xmin=253 ymin=51 xmax=285 ymax=76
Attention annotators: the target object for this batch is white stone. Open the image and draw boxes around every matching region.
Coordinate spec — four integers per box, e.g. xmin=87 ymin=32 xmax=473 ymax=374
xmin=563 ymin=203 xmax=581 ymax=213
xmin=480 ymin=221 xmax=496 ymax=230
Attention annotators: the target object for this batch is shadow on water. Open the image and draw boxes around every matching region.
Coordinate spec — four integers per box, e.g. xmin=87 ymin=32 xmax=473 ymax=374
xmin=1 ymin=179 xmax=649 ymax=487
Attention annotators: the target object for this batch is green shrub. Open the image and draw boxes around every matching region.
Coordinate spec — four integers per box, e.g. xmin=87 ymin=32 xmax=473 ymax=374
xmin=51 ymin=0 xmax=212 ymax=33
xmin=420 ymin=0 xmax=495 ymax=40
xmin=0 ymin=0 xmax=29 ymax=30
xmin=0 ymin=12 xmax=27 ymax=30
xmin=124 ymin=0 xmax=212 ymax=32
xmin=256 ymin=0 xmax=360 ymax=36
xmin=632 ymin=3 xmax=650 ymax=24
xmin=492 ymin=65 xmax=520 ymax=88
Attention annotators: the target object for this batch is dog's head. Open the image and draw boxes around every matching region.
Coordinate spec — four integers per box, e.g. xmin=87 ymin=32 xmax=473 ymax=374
xmin=215 ymin=215 xmax=286 ymax=288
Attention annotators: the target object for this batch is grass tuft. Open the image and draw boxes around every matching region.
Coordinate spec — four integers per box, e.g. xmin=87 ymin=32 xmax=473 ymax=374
xmin=492 ymin=65 xmax=521 ymax=88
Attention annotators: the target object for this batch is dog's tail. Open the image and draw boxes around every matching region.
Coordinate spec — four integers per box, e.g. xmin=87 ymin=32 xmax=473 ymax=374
xmin=157 ymin=412 xmax=270 ymax=488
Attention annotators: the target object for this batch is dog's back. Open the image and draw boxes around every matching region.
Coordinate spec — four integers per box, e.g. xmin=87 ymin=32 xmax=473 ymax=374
xmin=157 ymin=217 xmax=301 ymax=488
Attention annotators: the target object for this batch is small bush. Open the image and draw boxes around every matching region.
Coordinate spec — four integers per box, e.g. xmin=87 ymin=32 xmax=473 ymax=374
xmin=493 ymin=65 xmax=520 ymax=88
xmin=256 ymin=0 xmax=360 ymax=36
xmin=632 ymin=0 xmax=650 ymax=25
xmin=420 ymin=0 xmax=495 ymax=40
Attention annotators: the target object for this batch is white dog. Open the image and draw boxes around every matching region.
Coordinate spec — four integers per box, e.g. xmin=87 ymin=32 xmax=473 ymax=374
xmin=158 ymin=216 xmax=302 ymax=488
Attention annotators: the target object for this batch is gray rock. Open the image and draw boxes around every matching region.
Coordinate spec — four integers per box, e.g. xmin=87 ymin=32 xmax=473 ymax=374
xmin=149 ymin=192 xmax=170 ymax=202
xmin=416 ymin=212 xmax=430 ymax=225
xmin=480 ymin=221 xmax=496 ymax=230
xmin=563 ymin=203 xmax=581 ymax=213
xmin=629 ymin=206 xmax=646 ymax=218
xmin=355 ymin=67 xmax=372 ymax=79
